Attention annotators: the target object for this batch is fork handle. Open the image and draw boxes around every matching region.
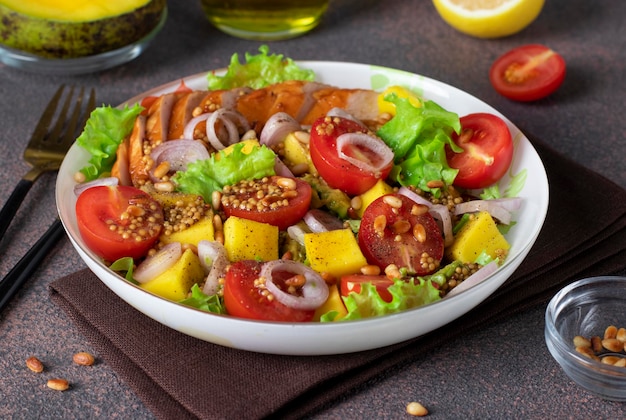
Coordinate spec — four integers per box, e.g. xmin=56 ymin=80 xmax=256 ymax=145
xmin=0 ymin=178 xmax=34 ymax=242
xmin=0 ymin=219 xmax=64 ymax=313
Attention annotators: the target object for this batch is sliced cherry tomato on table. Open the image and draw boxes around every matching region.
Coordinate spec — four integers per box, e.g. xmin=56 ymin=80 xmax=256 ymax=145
xmin=445 ymin=113 xmax=514 ymax=189
xmin=309 ymin=116 xmax=394 ymax=196
xmin=358 ymin=193 xmax=444 ymax=276
xmin=223 ymin=260 xmax=316 ymax=322
xmin=489 ymin=44 xmax=566 ymax=102
xmin=340 ymin=274 xmax=394 ymax=303
xmin=221 ymin=175 xmax=312 ymax=230
xmin=75 ymin=185 xmax=163 ymax=261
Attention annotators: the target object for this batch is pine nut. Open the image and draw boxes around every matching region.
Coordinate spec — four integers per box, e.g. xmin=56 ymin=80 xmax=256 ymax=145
xmin=605 ymin=325 xmax=618 ymax=339
xmin=426 ymin=180 xmax=444 ymax=189
xmin=294 ymin=130 xmax=310 ymax=144
xmin=47 ymin=378 xmax=70 ymax=391
xmin=360 ymin=264 xmax=381 ymax=276
xmin=350 ymin=196 xmax=363 ymax=211
xmin=591 ymin=336 xmax=603 ymax=353
xmin=212 ymin=190 xmax=222 ymax=210
xmin=152 ymin=161 xmax=171 ymax=179
xmin=276 ymin=177 xmax=297 ymax=190
xmin=617 ymin=328 xmax=626 ymax=342
xmin=285 ymin=274 xmax=306 ymax=287
xmin=575 ymin=346 xmax=600 ymax=361
xmin=413 ymin=223 xmax=426 ymax=243
xmin=290 ymin=163 xmax=309 ymax=176
xmin=615 ymin=358 xmax=626 ymax=367
xmin=411 ymin=204 xmax=428 ymax=216
xmin=392 ymin=220 xmax=411 ymax=234
xmin=73 ymin=351 xmax=95 ymax=366
xmin=26 ymin=356 xmax=44 ymax=373
xmin=384 ymin=264 xmax=401 ymax=280
xmin=373 ymin=215 xmax=387 ymax=237
xmin=602 ymin=338 xmax=623 ymax=353
xmin=383 ymin=195 xmax=403 ymax=208
xmin=212 ymin=214 xmax=223 ymax=232
xmin=154 ymin=181 xmax=175 ymax=192
xmin=573 ymin=335 xmax=591 ymax=348
xmin=406 ymin=401 xmax=428 ymax=417
xmin=602 ymin=356 xmax=623 ymax=365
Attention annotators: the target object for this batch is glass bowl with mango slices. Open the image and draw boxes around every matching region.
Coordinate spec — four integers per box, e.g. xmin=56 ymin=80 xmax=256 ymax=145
xmin=56 ymin=59 xmax=549 ymax=355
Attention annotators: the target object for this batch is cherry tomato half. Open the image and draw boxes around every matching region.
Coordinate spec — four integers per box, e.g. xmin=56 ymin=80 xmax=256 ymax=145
xmin=223 ymin=260 xmax=315 ymax=322
xmin=358 ymin=194 xmax=444 ymax=276
xmin=446 ymin=113 xmax=514 ymax=189
xmin=221 ymin=176 xmax=312 ymax=230
xmin=309 ymin=116 xmax=393 ymax=196
xmin=340 ymin=274 xmax=394 ymax=303
xmin=75 ymin=185 xmax=163 ymax=261
xmin=489 ymin=44 xmax=566 ymax=102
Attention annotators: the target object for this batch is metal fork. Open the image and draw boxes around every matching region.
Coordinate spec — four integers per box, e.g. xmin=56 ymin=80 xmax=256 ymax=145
xmin=0 ymin=85 xmax=96 ymax=242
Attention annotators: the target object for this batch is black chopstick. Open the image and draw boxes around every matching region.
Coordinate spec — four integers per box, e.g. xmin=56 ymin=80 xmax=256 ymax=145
xmin=0 ymin=218 xmax=65 ymax=313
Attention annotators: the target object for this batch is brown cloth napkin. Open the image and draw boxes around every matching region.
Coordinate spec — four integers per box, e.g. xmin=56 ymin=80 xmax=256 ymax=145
xmin=49 ymin=137 xmax=626 ymax=420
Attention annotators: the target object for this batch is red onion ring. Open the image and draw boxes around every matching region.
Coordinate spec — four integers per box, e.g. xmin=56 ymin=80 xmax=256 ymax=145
xmin=336 ymin=132 xmax=394 ymax=176
xmin=183 ymin=113 xmax=210 ymax=140
xmin=454 ymin=198 xmax=522 ymax=225
xmin=134 ymin=242 xmax=182 ymax=284
xmin=444 ymin=261 xmax=498 ymax=298
xmin=274 ymin=157 xmax=294 ymax=177
xmin=260 ymin=112 xmax=301 ymax=147
xmin=287 ymin=225 xmax=307 ymax=246
xmin=73 ymin=177 xmax=119 ymax=196
xmin=398 ymin=186 xmax=433 ymax=207
xmin=206 ymin=109 xmax=251 ymax=151
xmin=149 ymin=140 xmax=210 ymax=182
xmin=198 ymin=240 xmax=229 ymax=296
xmin=326 ymin=107 xmax=367 ymax=129
xmin=428 ymin=204 xmax=454 ymax=247
xmin=303 ymin=209 xmax=344 ymax=233
xmin=260 ymin=260 xmax=329 ymax=310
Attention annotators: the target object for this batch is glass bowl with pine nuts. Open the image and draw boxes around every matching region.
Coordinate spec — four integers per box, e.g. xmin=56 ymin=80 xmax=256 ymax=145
xmin=545 ymin=276 xmax=626 ymax=401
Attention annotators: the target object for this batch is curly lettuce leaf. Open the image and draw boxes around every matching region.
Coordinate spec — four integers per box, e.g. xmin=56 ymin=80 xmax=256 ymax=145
xmin=341 ymin=277 xmax=441 ymax=320
xmin=76 ymin=104 xmax=143 ymax=181
xmin=207 ymin=45 xmax=315 ymax=90
xmin=179 ymin=284 xmax=226 ymax=314
xmin=377 ymin=95 xmax=461 ymax=196
xmin=172 ymin=143 xmax=276 ymax=202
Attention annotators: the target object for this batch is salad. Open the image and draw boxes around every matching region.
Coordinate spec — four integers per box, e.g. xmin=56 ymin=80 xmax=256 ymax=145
xmin=72 ymin=46 xmax=524 ymax=323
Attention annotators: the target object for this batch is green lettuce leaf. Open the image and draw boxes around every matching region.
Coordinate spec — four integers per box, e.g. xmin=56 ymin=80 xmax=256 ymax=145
xmin=341 ymin=277 xmax=441 ymax=320
xmin=76 ymin=104 xmax=143 ymax=181
xmin=207 ymin=45 xmax=315 ymax=90
xmin=179 ymin=284 xmax=226 ymax=314
xmin=377 ymin=95 xmax=461 ymax=196
xmin=172 ymin=143 xmax=277 ymax=201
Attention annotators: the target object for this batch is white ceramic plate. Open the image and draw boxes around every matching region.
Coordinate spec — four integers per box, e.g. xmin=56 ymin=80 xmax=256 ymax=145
xmin=56 ymin=62 xmax=549 ymax=355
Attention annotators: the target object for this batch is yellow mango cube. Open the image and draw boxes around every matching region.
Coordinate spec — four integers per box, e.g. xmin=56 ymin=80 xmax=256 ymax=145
xmin=140 ymin=249 xmax=205 ymax=301
xmin=223 ymin=216 xmax=279 ymax=262
xmin=215 ymin=139 xmax=260 ymax=160
xmin=313 ymin=284 xmax=347 ymax=321
xmin=377 ymin=85 xmax=422 ymax=116
xmin=304 ymin=228 xmax=367 ymax=278
xmin=283 ymin=133 xmax=317 ymax=175
xmin=447 ymin=211 xmax=510 ymax=263
xmin=159 ymin=216 xmax=214 ymax=247
xmin=356 ymin=179 xmax=394 ymax=218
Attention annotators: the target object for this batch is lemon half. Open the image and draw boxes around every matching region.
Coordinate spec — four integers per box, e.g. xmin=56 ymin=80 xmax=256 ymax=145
xmin=432 ymin=0 xmax=545 ymax=38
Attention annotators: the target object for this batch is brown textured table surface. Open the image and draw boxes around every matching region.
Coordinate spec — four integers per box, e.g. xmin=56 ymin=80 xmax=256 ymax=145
xmin=1 ymin=1 xmax=625 ymax=418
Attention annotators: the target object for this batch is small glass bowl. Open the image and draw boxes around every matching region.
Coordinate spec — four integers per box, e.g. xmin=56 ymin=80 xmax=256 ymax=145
xmin=545 ymin=276 xmax=626 ymax=401
xmin=0 ymin=7 xmax=167 ymax=75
